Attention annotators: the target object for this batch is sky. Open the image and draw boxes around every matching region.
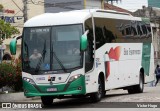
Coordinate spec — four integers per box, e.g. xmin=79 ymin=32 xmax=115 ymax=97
xmin=111 ymin=0 xmax=148 ymax=12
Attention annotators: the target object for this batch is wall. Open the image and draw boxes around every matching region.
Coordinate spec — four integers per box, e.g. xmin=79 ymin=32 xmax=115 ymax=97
xmin=44 ymin=0 xmax=104 ymax=13
xmin=45 ymin=0 xmax=84 ymax=13
xmin=85 ymin=0 xmax=103 ymax=9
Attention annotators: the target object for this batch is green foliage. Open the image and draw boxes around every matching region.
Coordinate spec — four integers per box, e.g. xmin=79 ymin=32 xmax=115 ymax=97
xmin=0 ymin=19 xmax=20 ymax=45
xmin=0 ymin=59 xmax=22 ymax=91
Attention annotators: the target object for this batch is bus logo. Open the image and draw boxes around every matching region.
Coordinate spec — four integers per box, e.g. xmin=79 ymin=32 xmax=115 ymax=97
xmin=48 ymin=76 xmax=55 ymax=81
xmin=108 ymin=46 xmax=121 ymax=61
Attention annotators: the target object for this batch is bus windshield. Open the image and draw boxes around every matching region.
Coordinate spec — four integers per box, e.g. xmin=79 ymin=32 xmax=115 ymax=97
xmin=22 ymin=24 xmax=83 ymax=74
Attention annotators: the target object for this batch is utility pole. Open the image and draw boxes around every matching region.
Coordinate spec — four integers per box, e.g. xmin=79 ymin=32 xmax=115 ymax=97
xmin=23 ymin=0 xmax=28 ymax=23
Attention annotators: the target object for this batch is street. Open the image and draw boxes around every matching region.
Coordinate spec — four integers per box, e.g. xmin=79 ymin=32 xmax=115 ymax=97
xmin=0 ymin=83 xmax=160 ymax=110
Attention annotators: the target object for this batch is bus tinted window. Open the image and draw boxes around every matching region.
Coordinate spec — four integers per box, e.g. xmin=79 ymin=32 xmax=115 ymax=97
xmin=85 ymin=18 xmax=94 ymax=72
xmin=94 ymin=18 xmax=152 ymax=48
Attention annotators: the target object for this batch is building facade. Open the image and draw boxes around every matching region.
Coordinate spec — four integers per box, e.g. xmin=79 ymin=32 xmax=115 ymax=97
xmin=44 ymin=0 xmax=104 ymax=13
xmin=148 ymin=0 xmax=160 ymax=60
xmin=133 ymin=6 xmax=160 ymax=59
xmin=0 ymin=0 xmax=105 ymax=60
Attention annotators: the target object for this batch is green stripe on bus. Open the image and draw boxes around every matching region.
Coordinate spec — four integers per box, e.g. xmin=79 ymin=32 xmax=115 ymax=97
xmin=141 ymin=43 xmax=151 ymax=76
xmin=23 ymin=76 xmax=86 ymax=97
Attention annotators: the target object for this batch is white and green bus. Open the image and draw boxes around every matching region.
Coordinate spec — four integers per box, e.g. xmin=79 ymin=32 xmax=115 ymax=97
xmin=10 ymin=9 xmax=154 ymax=105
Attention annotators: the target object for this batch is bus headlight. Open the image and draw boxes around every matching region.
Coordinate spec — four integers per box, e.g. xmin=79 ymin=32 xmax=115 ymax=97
xmin=68 ymin=74 xmax=82 ymax=83
xmin=23 ymin=77 xmax=36 ymax=85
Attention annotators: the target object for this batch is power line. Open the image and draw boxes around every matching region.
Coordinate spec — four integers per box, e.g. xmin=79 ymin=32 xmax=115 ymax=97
xmin=29 ymin=0 xmax=44 ymax=5
xmin=30 ymin=0 xmax=39 ymax=5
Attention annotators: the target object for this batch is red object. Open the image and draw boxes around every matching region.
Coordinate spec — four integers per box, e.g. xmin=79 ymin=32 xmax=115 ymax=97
xmin=105 ymin=61 xmax=110 ymax=79
xmin=108 ymin=47 xmax=116 ymax=60
xmin=4 ymin=9 xmax=15 ymax=14
xmin=108 ymin=46 xmax=121 ymax=60
xmin=114 ymin=46 xmax=121 ymax=60
xmin=106 ymin=46 xmax=121 ymax=79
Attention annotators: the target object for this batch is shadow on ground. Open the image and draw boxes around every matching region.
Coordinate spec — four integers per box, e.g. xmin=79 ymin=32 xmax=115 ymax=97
xmin=42 ymin=92 xmax=130 ymax=109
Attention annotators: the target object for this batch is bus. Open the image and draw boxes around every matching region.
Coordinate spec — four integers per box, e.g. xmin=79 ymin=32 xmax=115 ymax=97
xmin=10 ymin=9 xmax=154 ymax=105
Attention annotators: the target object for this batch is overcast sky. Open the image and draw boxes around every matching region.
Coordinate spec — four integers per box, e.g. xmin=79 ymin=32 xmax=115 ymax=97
xmin=111 ymin=0 xmax=148 ymax=12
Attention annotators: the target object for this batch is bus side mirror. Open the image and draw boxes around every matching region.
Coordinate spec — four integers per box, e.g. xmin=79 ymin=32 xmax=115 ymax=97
xmin=10 ymin=38 xmax=17 ymax=55
xmin=80 ymin=30 xmax=89 ymax=51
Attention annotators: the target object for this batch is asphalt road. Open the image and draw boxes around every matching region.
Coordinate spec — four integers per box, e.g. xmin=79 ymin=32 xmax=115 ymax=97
xmin=0 ymin=83 xmax=160 ymax=110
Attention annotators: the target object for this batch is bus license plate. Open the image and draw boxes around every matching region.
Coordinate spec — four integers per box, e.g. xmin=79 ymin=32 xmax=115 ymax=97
xmin=47 ymin=88 xmax=57 ymax=92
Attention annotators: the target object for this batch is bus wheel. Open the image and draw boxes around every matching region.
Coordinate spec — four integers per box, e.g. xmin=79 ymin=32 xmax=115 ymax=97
xmin=128 ymin=73 xmax=144 ymax=94
xmin=41 ymin=96 xmax=54 ymax=106
xmin=90 ymin=78 xmax=103 ymax=102
xmin=135 ymin=73 xmax=144 ymax=93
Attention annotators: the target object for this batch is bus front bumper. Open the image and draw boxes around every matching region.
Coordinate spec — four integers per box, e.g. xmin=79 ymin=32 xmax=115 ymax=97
xmin=23 ymin=76 xmax=86 ymax=97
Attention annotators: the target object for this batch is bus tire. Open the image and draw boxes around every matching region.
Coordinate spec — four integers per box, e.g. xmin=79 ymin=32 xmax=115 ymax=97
xmin=90 ymin=78 xmax=103 ymax=102
xmin=41 ymin=96 xmax=54 ymax=106
xmin=135 ymin=73 xmax=144 ymax=93
xmin=128 ymin=73 xmax=144 ymax=94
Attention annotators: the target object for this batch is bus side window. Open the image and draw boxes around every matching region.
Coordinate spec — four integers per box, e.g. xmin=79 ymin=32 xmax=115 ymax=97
xmin=94 ymin=18 xmax=116 ymax=49
xmin=85 ymin=18 xmax=94 ymax=73
xmin=137 ymin=24 xmax=143 ymax=36
xmin=85 ymin=27 xmax=94 ymax=73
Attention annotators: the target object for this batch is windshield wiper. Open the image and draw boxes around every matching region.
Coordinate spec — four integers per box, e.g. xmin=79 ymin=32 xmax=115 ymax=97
xmin=51 ymin=43 xmax=67 ymax=73
xmin=35 ymin=40 xmax=47 ymax=73
xmin=24 ymin=42 xmax=29 ymax=57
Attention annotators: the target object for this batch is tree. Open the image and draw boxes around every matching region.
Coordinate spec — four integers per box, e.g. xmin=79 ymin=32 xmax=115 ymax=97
xmin=0 ymin=19 xmax=20 ymax=44
xmin=0 ymin=4 xmax=3 ymax=12
xmin=0 ymin=4 xmax=19 ymax=44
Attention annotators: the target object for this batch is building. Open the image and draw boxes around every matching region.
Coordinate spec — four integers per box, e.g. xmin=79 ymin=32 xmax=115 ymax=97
xmin=133 ymin=6 xmax=160 ymax=59
xmin=0 ymin=0 xmax=106 ymax=60
xmin=0 ymin=0 xmax=44 ymax=59
xmin=104 ymin=3 xmax=132 ymax=14
xmin=0 ymin=0 xmax=134 ymax=60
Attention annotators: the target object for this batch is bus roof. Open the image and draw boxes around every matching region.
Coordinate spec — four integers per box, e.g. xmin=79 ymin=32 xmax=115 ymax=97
xmin=24 ymin=9 xmax=141 ymax=27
